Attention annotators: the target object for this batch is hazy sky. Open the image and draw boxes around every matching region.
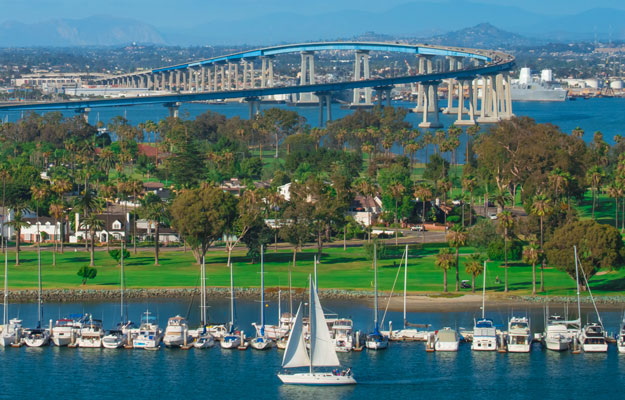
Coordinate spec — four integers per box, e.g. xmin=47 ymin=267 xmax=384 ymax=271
xmin=2 ymin=0 xmax=624 ymax=26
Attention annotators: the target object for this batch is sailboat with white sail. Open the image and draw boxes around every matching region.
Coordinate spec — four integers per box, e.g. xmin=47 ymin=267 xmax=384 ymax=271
xmin=471 ymin=261 xmax=496 ymax=351
xmin=277 ymin=276 xmax=356 ymax=385
xmin=365 ymin=244 xmax=388 ymax=350
xmin=221 ymin=261 xmax=241 ymax=349
xmin=251 ymin=246 xmax=274 ymax=350
xmin=0 ymin=245 xmax=22 ymax=347
xmin=24 ymin=239 xmax=49 ymax=347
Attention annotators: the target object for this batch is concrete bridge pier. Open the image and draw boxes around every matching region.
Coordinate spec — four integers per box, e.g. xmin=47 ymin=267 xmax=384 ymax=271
xmin=418 ymin=82 xmax=442 ymax=129
xmin=246 ymin=97 xmax=261 ymax=119
xmin=76 ymin=107 xmax=90 ymax=123
xmin=414 ymin=55 xmax=434 ymax=113
xmin=454 ymin=79 xmax=476 ymax=126
xmin=299 ymin=51 xmax=317 ymax=104
xmin=477 ymin=73 xmax=512 ymax=124
xmin=314 ymin=92 xmax=333 ymax=126
xmin=165 ymin=102 xmax=181 ymax=118
xmin=374 ymin=85 xmax=394 ymax=108
xmin=351 ymin=50 xmax=372 ymax=107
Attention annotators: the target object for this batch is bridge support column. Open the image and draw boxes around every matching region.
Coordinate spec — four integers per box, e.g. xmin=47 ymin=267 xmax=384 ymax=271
xmin=246 ymin=97 xmax=261 ymax=119
xmin=77 ymin=107 xmax=90 ymax=123
xmin=504 ymin=73 xmax=513 ymax=119
xmin=418 ymin=82 xmax=442 ymax=129
xmin=165 ymin=102 xmax=181 ymax=119
xmin=414 ymin=55 xmax=433 ymax=113
xmin=477 ymin=74 xmax=507 ymax=124
xmin=234 ymin=64 xmax=239 ymax=90
xmin=175 ymin=71 xmax=181 ymax=91
xmin=220 ymin=64 xmax=226 ymax=91
xmin=213 ymin=64 xmax=219 ymax=91
xmin=352 ymin=50 xmax=372 ymax=107
xmin=299 ymin=52 xmax=317 ymax=104
xmin=314 ymin=92 xmax=333 ymax=126
xmin=454 ymin=80 xmax=476 ymax=126
xmin=374 ymin=85 xmax=394 ymax=108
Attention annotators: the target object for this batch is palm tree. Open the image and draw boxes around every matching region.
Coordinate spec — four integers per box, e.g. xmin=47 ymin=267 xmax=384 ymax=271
xmin=606 ymin=183 xmax=623 ymax=229
xmin=530 ymin=194 xmax=552 ymax=252
xmin=587 ymin=165 xmax=604 ymax=219
xmin=49 ymin=202 xmax=64 ymax=266
xmin=414 ymin=184 xmax=433 ymax=243
xmin=139 ymin=192 xmax=168 ymax=265
xmin=51 ymin=178 xmax=72 ymax=253
xmin=461 ymin=175 xmax=477 ymax=226
xmin=493 ymin=187 xmax=512 ymax=212
xmin=465 ymin=124 xmax=480 ymax=164
xmin=464 ymin=253 xmax=484 ymax=293
xmin=522 ymin=243 xmax=540 ymax=295
xmin=6 ymin=211 xmax=27 ymax=266
xmin=98 ymin=148 xmax=117 ymax=178
xmin=128 ymin=179 xmax=143 ymax=254
xmin=0 ymin=167 xmax=11 ymax=253
xmin=81 ymin=214 xmax=105 ymax=267
xmin=447 ymin=224 xmax=467 ymax=291
xmin=388 ymin=182 xmax=405 ymax=245
xmin=353 ymin=178 xmax=376 ymax=242
xmin=435 ymin=248 xmax=454 ymax=293
xmin=497 ymin=210 xmax=514 ymax=293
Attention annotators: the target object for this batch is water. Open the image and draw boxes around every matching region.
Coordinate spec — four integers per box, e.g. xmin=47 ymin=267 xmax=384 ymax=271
xmin=2 ymin=298 xmax=625 ymax=398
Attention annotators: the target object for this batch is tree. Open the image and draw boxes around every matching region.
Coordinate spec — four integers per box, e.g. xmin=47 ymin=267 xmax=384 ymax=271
xmin=6 ymin=211 xmax=27 ymax=265
xmin=586 ymin=165 xmax=604 ymax=219
xmin=414 ymin=184 xmax=433 ymax=242
xmin=497 ymin=210 xmax=514 ymax=293
xmin=522 ymin=243 xmax=540 ymax=295
xmin=222 ymin=189 xmax=264 ymax=269
xmin=544 ymin=220 xmax=625 ymax=288
xmin=77 ymin=266 xmax=97 ymax=285
xmin=108 ymin=248 xmax=130 ymax=265
xmin=352 ymin=178 xmax=377 ymax=242
xmin=464 ymin=253 xmax=484 ymax=293
xmin=388 ymin=182 xmax=405 ymax=245
xmin=170 ymin=184 xmax=236 ymax=264
xmin=447 ymin=224 xmax=467 ymax=292
xmin=138 ymin=192 xmax=168 ymax=265
xmin=49 ymin=201 xmax=64 ymax=266
xmin=128 ymin=179 xmax=143 ymax=254
xmin=81 ymin=214 xmax=105 ymax=267
xmin=435 ymin=248 xmax=454 ymax=293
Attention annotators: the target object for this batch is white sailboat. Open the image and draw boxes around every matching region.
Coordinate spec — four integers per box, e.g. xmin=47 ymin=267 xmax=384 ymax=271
xmin=277 ymin=277 xmax=355 ymax=385
xmin=220 ymin=261 xmax=241 ymax=349
xmin=471 ymin=261 xmax=496 ymax=351
xmin=0 ymin=245 xmax=22 ymax=347
xmin=103 ymin=241 xmax=129 ymax=349
xmin=506 ymin=316 xmax=532 ymax=353
xmin=24 ymin=241 xmax=49 ymax=347
xmin=617 ymin=314 xmax=625 ymax=354
xmin=194 ymin=255 xmax=215 ymax=349
xmin=251 ymin=246 xmax=275 ymax=350
xmin=575 ymin=246 xmax=607 ymax=353
xmin=365 ymin=243 xmax=388 ymax=350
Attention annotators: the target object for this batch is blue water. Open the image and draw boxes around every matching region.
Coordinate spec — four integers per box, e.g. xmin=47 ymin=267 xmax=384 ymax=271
xmin=2 ymin=298 xmax=625 ymax=399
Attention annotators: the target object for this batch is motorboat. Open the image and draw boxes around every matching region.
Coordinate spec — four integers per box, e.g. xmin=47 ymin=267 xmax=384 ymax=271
xmin=163 ymin=315 xmax=192 ymax=347
xmin=617 ymin=316 xmax=625 ymax=354
xmin=132 ymin=311 xmax=162 ymax=349
xmin=578 ymin=323 xmax=608 ymax=353
xmin=208 ymin=324 xmax=228 ymax=341
xmin=250 ymin=247 xmax=275 ymax=351
xmin=261 ymin=312 xmax=293 ymax=340
xmin=435 ymin=327 xmax=459 ymax=352
xmin=331 ymin=319 xmax=354 ymax=352
xmin=77 ymin=316 xmax=104 ymax=348
xmin=365 ymin=244 xmax=388 ymax=351
xmin=102 ymin=329 xmax=126 ymax=349
xmin=277 ymin=277 xmax=356 ymax=385
xmin=0 ymin=318 xmax=22 ymax=347
xmin=542 ymin=315 xmax=574 ymax=351
xmin=24 ymin=328 xmax=50 ymax=347
xmin=507 ymin=316 xmax=532 ymax=353
xmin=471 ymin=261 xmax=496 ymax=351
xmin=51 ymin=314 xmax=89 ymax=347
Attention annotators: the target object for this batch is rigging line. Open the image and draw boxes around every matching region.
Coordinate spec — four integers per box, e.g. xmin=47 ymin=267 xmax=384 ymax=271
xmin=380 ymin=246 xmax=407 ymax=329
xmin=576 ymin=253 xmax=604 ymax=329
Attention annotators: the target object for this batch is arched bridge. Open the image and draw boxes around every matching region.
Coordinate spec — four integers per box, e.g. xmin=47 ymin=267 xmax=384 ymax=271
xmin=0 ymin=41 xmax=515 ymax=128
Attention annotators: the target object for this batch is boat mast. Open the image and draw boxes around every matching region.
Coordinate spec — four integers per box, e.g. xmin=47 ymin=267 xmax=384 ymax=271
xmin=481 ymin=261 xmax=487 ymax=319
xmin=308 ymin=274 xmax=314 ymax=375
xmin=403 ymin=244 xmax=408 ymax=330
xmin=260 ymin=245 xmax=265 ymax=334
xmin=229 ymin=260 xmax=234 ymax=332
xmin=574 ymin=246 xmax=581 ymax=325
xmin=314 ymin=255 xmax=317 ymax=293
xmin=374 ymin=243 xmax=378 ymax=331
xmin=288 ymin=258 xmax=293 ymax=317
xmin=37 ymin=232 xmax=42 ymax=328
xmin=201 ymin=255 xmax=206 ymax=325
xmin=3 ymin=238 xmax=7 ymax=326
xmin=120 ymin=240 xmax=124 ymax=323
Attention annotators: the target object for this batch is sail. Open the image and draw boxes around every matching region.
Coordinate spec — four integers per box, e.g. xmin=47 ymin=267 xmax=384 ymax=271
xmin=310 ymin=281 xmax=341 ymax=367
xmin=281 ymin=303 xmax=310 ymax=368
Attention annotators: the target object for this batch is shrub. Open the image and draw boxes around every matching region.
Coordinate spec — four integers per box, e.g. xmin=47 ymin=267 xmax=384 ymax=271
xmin=487 ymin=239 xmax=522 ymax=261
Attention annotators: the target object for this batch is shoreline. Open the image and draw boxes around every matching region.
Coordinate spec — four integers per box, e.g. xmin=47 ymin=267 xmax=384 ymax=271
xmin=3 ymin=288 xmax=625 ymax=311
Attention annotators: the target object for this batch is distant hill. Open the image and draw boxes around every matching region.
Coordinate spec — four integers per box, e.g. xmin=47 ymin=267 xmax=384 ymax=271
xmin=0 ymin=15 xmax=165 ymax=47
xmin=423 ymin=23 xmax=539 ymax=49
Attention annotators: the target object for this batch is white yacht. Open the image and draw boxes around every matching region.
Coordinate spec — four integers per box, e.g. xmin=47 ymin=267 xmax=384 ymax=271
xmin=617 ymin=316 xmax=625 ymax=354
xmin=23 ymin=328 xmax=50 ymax=347
xmin=471 ymin=261 xmax=496 ymax=352
xmin=278 ymin=277 xmax=356 ymax=386
xmin=578 ymin=323 xmax=608 ymax=353
xmin=542 ymin=315 xmax=575 ymax=351
xmin=250 ymin=248 xmax=275 ymax=351
xmin=435 ymin=327 xmax=459 ymax=352
xmin=133 ymin=311 xmax=162 ymax=349
xmin=163 ymin=315 xmax=192 ymax=347
xmin=102 ymin=329 xmax=126 ymax=349
xmin=51 ymin=314 xmax=88 ymax=347
xmin=208 ymin=324 xmax=228 ymax=341
xmin=331 ymin=319 xmax=354 ymax=352
xmin=77 ymin=317 xmax=104 ymax=348
xmin=0 ymin=318 xmax=22 ymax=347
xmin=365 ymin=245 xmax=388 ymax=350
xmin=262 ymin=312 xmax=293 ymax=340
xmin=507 ymin=316 xmax=532 ymax=353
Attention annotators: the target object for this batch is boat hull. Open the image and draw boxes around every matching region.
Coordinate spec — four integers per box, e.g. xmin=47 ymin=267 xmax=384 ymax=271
xmin=471 ymin=337 xmax=496 ymax=351
xmin=507 ymin=343 xmax=531 ymax=353
xmin=582 ymin=343 xmax=608 ymax=353
xmin=618 ymin=342 xmax=625 ymax=354
xmin=435 ymin=341 xmax=459 ymax=352
xmin=24 ymin=334 xmax=50 ymax=347
xmin=220 ymin=336 xmax=241 ymax=349
xmin=544 ymin=338 xmax=569 ymax=351
xmin=0 ymin=334 xmax=16 ymax=347
xmin=250 ymin=337 xmax=274 ymax=350
xmin=278 ymin=372 xmax=356 ymax=385
xmin=194 ymin=336 xmax=215 ymax=349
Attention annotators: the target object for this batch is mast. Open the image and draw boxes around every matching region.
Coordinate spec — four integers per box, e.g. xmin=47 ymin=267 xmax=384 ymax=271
xmin=374 ymin=243 xmax=378 ymax=330
xmin=201 ymin=255 xmax=206 ymax=325
xmin=308 ymin=275 xmax=314 ymax=374
xmin=260 ymin=245 xmax=265 ymax=334
xmin=574 ymin=246 xmax=581 ymax=325
xmin=3 ymin=238 xmax=7 ymax=326
xmin=37 ymin=235 xmax=42 ymax=328
xmin=288 ymin=257 xmax=293 ymax=317
xmin=314 ymin=255 xmax=317 ymax=293
xmin=120 ymin=240 xmax=124 ymax=323
xmin=277 ymin=289 xmax=281 ymax=326
xmin=403 ymin=244 xmax=408 ymax=330
xmin=229 ymin=260 xmax=234 ymax=332
xmin=481 ymin=260 xmax=487 ymax=319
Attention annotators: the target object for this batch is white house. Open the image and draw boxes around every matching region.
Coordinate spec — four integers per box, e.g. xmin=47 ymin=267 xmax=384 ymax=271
xmin=346 ymin=195 xmax=383 ymax=227
xmin=277 ymin=182 xmax=292 ymax=201
xmin=21 ymin=217 xmax=62 ymax=243
xmin=136 ymin=219 xmax=180 ymax=244
xmin=71 ymin=212 xmax=129 ymax=243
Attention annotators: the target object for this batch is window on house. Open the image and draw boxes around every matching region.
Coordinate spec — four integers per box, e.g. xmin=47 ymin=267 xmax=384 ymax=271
xmin=112 ymin=221 xmax=121 ymax=230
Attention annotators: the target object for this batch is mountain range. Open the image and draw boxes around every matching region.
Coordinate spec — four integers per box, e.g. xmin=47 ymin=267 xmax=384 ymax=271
xmin=0 ymin=2 xmax=623 ymax=47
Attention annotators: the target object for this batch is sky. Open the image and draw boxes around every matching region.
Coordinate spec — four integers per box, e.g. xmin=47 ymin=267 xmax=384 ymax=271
xmin=2 ymin=0 xmax=625 ymax=27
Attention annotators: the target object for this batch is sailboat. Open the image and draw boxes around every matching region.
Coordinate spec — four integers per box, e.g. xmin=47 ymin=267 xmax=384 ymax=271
xmin=103 ymin=241 xmax=129 ymax=349
xmin=575 ymin=246 xmax=607 ymax=353
xmin=220 ymin=261 xmax=242 ymax=349
xmin=0 ymin=244 xmax=22 ymax=347
xmin=194 ymin=255 xmax=215 ymax=349
xmin=471 ymin=261 xmax=496 ymax=351
xmin=277 ymin=276 xmax=356 ymax=385
xmin=617 ymin=313 xmax=625 ymax=353
xmin=365 ymin=243 xmax=388 ymax=350
xmin=251 ymin=246 xmax=274 ymax=350
xmin=24 ymin=236 xmax=49 ymax=347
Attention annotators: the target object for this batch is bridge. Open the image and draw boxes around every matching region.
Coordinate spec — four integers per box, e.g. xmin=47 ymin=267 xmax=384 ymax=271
xmin=0 ymin=41 xmax=515 ymax=128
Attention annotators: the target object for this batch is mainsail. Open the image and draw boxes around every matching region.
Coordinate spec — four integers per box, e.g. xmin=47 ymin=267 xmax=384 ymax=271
xmin=281 ymin=303 xmax=309 ymax=368
xmin=310 ymin=279 xmax=341 ymax=367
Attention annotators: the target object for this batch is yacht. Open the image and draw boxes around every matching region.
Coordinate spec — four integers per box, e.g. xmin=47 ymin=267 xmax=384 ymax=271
xmin=51 ymin=314 xmax=88 ymax=347
xmin=617 ymin=316 xmax=625 ymax=354
xmin=277 ymin=277 xmax=356 ymax=385
xmin=133 ymin=311 xmax=162 ymax=349
xmin=331 ymin=319 xmax=354 ymax=352
xmin=250 ymin=247 xmax=275 ymax=351
xmin=471 ymin=261 xmax=496 ymax=351
xmin=192 ymin=256 xmax=216 ymax=349
xmin=163 ymin=315 xmax=192 ymax=347
xmin=507 ymin=316 xmax=532 ymax=353
xmin=102 ymin=329 xmax=126 ymax=349
xmin=77 ymin=316 xmax=104 ymax=348
xmin=365 ymin=244 xmax=388 ymax=350
xmin=23 ymin=328 xmax=50 ymax=347
xmin=542 ymin=315 xmax=574 ymax=351
xmin=262 ymin=312 xmax=293 ymax=340
xmin=208 ymin=324 xmax=228 ymax=341
xmin=0 ymin=318 xmax=22 ymax=347
xmin=435 ymin=327 xmax=459 ymax=352
xmin=578 ymin=323 xmax=608 ymax=353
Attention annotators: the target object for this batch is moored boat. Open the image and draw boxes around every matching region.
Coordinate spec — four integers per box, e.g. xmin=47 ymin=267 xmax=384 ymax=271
xmin=507 ymin=316 xmax=532 ymax=353
xmin=132 ymin=311 xmax=162 ymax=349
xmin=163 ymin=315 xmax=192 ymax=348
xmin=435 ymin=327 xmax=459 ymax=352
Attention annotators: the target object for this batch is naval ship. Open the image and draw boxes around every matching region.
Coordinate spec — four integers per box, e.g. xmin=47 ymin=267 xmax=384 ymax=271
xmin=511 ymin=68 xmax=567 ymax=102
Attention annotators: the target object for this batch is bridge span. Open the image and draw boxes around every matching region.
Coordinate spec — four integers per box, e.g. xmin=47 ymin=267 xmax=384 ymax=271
xmin=0 ymin=41 xmax=515 ymax=128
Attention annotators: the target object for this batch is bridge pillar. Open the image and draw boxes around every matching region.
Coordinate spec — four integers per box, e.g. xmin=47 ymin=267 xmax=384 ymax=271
xmin=76 ymin=107 xmax=90 ymax=123
xmin=199 ymin=67 xmax=206 ymax=92
xmin=165 ymin=102 xmax=181 ymax=119
xmin=314 ymin=92 xmax=333 ymax=126
xmin=454 ymin=80 xmax=476 ymax=126
xmin=260 ymin=56 xmax=274 ymax=89
xmin=174 ymin=71 xmax=181 ymax=91
xmin=213 ymin=64 xmax=219 ymax=91
xmin=414 ymin=55 xmax=434 ymax=113
xmin=418 ymin=82 xmax=442 ymax=129
xmin=249 ymin=60 xmax=255 ymax=88
xmin=374 ymin=85 xmax=394 ymax=108
xmin=246 ymin=97 xmax=261 ymax=119
xmin=147 ymin=74 xmax=153 ymax=90
xmin=352 ymin=50 xmax=372 ymax=107
xmin=234 ymin=63 xmax=239 ymax=90
xmin=168 ymin=71 xmax=174 ymax=91
xmin=504 ymin=73 xmax=513 ymax=119
xmin=299 ymin=51 xmax=317 ymax=104
xmin=220 ymin=64 xmax=226 ymax=91
xmin=477 ymin=75 xmax=505 ymax=124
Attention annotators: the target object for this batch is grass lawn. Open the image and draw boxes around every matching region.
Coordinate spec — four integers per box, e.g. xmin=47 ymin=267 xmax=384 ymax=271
xmin=3 ymin=244 xmax=625 ymax=297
